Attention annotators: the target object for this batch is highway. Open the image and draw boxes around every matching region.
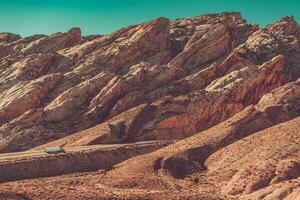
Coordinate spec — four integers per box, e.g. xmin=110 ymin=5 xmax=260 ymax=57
xmin=0 ymin=140 xmax=173 ymax=160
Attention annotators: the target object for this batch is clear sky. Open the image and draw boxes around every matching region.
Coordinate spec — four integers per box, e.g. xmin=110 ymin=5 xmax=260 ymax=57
xmin=1 ymin=0 xmax=299 ymax=36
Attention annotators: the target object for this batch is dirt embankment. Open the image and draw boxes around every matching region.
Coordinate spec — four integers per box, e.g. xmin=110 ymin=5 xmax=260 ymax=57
xmin=0 ymin=142 xmax=171 ymax=183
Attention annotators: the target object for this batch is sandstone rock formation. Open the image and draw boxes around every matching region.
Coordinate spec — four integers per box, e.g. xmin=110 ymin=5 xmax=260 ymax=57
xmin=1 ymin=90 xmax=299 ymax=199
xmin=0 ymin=12 xmax=299 ymax=200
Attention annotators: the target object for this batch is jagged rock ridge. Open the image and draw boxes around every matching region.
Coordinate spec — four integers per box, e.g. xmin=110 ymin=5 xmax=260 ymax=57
xmin=1 ymin=13 xmax=299 ymax=152
xmin=0 ymin=12 xmax=299 ymax=200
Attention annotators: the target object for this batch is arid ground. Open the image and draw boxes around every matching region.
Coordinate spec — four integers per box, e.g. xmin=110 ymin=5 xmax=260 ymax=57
xmin=0 ymin=12 xmax=299 ymax=199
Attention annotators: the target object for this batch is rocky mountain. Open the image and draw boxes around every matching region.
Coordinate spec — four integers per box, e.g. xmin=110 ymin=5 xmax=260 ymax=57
xmin=0 ymin=12 xmax=299 ymax=199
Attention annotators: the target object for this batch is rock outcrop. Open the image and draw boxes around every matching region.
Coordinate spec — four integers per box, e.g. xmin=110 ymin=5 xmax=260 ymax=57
xmin=0 ymin=13 xmax=299 ymax=152
xmin=0 ymin=33 xmax=21 ymax=43
xmin=0 ymin=12 xmax=299 ymax=199
xmin=1 ymin=81 xmax=299 ymax=199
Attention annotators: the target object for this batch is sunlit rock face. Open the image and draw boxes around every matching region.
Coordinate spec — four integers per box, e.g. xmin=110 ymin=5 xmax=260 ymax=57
xmin=0 ymin=12 xmax=299 ymax=200
xmin=0 ymin=13 xmax=299 ymax=153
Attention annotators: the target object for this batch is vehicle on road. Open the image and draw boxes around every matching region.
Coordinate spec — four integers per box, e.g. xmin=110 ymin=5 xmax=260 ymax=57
xmin=44 ymin=146 xmax=65 ymax=154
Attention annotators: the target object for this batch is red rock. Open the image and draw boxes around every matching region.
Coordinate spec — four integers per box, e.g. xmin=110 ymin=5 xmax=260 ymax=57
xmin=0 ymin=32 xmax=21 ymax=43
xmin=0 ymin=12 xmax=299 ymax=199
xmin=21 ymin=27 xmax=81 ymax=54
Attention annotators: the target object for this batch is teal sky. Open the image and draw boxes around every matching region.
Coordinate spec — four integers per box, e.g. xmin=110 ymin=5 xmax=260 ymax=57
xmin=1 ymin=0 xmax=300 ymax=36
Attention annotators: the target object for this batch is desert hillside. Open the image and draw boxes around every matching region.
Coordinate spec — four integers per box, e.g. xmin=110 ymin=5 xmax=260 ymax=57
xmin=0 ymin=12 xmax=299 ymax=199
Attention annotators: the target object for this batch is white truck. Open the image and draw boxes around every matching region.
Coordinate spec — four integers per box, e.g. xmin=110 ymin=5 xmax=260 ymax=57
xmin=44 ymin=146 xmax=65 ymax=154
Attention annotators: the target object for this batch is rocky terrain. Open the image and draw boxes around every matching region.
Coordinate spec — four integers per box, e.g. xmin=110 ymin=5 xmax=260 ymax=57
xmin=0 ymin=12 xmax=299 ymax=199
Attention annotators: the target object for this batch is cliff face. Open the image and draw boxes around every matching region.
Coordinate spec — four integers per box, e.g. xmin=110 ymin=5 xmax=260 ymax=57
xmin=0 ymin=12 xmax=299 ymax=199
xmin=1 ymin=13 xmax=299 ymax=152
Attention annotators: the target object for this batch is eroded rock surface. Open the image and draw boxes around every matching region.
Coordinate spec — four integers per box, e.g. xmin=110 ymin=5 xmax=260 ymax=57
xmin=0 ymin=12 xmax=299 ymax=200
xmin=0 ymin=13 xmax=299 ymax=153
xmin=1 ymin=85 xmax=299 ymax=199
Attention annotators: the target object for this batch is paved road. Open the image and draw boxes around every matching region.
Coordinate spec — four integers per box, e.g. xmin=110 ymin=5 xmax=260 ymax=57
xmin=0 ymin=140 xmax=172 ymax=160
